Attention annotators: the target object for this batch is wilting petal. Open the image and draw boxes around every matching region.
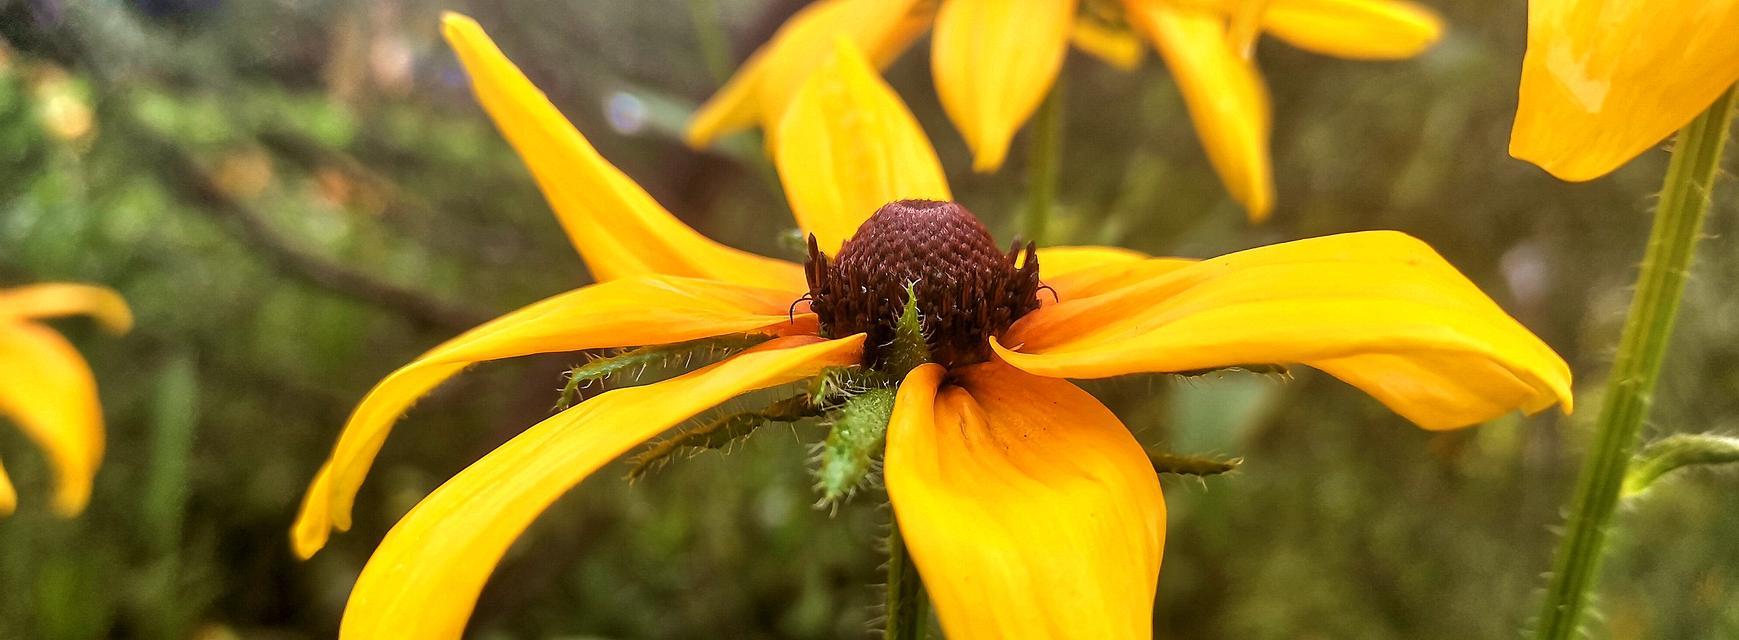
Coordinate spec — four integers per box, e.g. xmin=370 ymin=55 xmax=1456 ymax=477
xmin=932 ymin=0 xmax=1078 ymax=172
xmin=1129 ymin=1 xmax=1275 ymax=221
xmin=441 ymin=13 xmax=802 ymax=288
xmin=775 ymin=41 xmax=951 ymax=253
xmin=0 ymin=322 xmax=104 ymax=516
xmin=292 ymin=275 xmax=815 ymax=558
xmin=1247 ymin=0 xmax=1442 ymax=60
xmin=1071 ymin=19 xmax=1146 ymax=71
xmin=686 ymin=0 xmax=931 ymax=147
xmin=1510 ymin=0 xmax=1739 ymax=181
xmin=339 ymin=335 xmax=863 ymax=639
xmin=885 ymin=363 xmax=1164 ymax=640
xmin=0 ymin=283 xmax=132 ymax=333
xmin=0 ymin=456 xmax=15 ymax=516
xmin=996 ymin=231 xmax=1573 ymax=429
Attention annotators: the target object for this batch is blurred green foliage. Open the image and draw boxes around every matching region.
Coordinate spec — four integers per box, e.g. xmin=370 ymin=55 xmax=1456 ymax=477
xmin=0 ymin=0 xmax=1736 ymax=638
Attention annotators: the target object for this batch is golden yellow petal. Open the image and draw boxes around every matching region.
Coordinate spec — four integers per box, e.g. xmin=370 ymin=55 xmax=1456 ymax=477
xmin=932 ymin=0 xmax=1078 ymax=172
xmin=1035 ymin=245 xmax=1149 ymax=279
xmin=774 ymin=40 xmax=952 ymax=254
xmin=291 ymin=275 xmax=815 ymax=558
xmin=1129 ymin=1 xmax=1275 ymax=220
xmin=0 ymin=283 xmax=132 ymax=333
xmin=1510 ymin=0 xmax=1739 ymax=181
xmin=1250 ymin=0 xmax=1442 ymax=60
xmin=338 ymin=335 xmax=863 ymax=639
xmin=1071 ymin=19 xmax=1147 ymax=71
xmin=0 ymin=456 xmax=16 ymax=516
xmin=997 ymin=231 xmax=1573 ymax=429
xmin=0 ymin=321 xmax=104 ymax=516
xmin=686 ymin=0 xmax=931 ymax=147
xmin=441 ymin=13 xmax=802 ymax=288
xmin=885 ymin=362 xmax=1165 ymax=640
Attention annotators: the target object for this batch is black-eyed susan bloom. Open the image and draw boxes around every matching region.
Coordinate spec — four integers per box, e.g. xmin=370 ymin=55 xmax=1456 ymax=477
xmin=294 ymin=13 xmax=1569 ymax=638
xmin=684 ymin=0 xmax=1445 ymax=220
xmin=0 ymin=283 xmax=130 ymax=517
xmin=1510 ymin=0 xmax=1739 ymax=180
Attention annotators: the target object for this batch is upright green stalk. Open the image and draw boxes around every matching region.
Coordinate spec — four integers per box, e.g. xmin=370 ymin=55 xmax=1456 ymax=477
xmin=686 ymin=0 xmax=732 ymax=83
xmin=1534 ymin=85 xmax=1737 ymax=640
xmin=885 ymin=519 xmax=928 ymax=640
xmin=1023 ymin=82 xmax=1064 ymax=246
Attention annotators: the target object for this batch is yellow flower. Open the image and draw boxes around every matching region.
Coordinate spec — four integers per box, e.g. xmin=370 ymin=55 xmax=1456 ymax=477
xmin=1510 ymin=0 xmax=1739 ymax=181
xmin=0 ymin=283 xmax=130 ymax=517
xmin=685 ymin=0 xmax=1444 ymax=221
xmin=295 ymin=13 xmax=1567 ymax=639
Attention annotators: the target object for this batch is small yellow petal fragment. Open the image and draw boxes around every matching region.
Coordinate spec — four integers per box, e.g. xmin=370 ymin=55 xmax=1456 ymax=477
xmin=0 ymin=457 xmax=17 ymax=516
xmin=0 ymin=283 xmax=132 ymax=334
xmin=292 ymin=275 xmax=815 ymax=557
xmin=1129 ymin=2 xmax=1275 ymax=221
xmin=1070 ymin=19 xmax=1145 ymax=71
xmin=440 ymin=12 xmax=802 ymax=287
xmin=686 ymin=0 xmax=930 ymax=148
xmin=1510 ymin=0 xmax=1739 ymax=181
xmin=885 ymin=362 xmax=1165 ymax=640
xmin=0 ymin=321 xmax=105 ymax=516
xmin=999 ymin=231 xmax=1573 ymax=429
xmin=775 ymin=40 xmax=952 ymax=253
xmin=932 ymin=0 xmax=1079 ymax=172
xmin=339 ymin=335 xmax=864 ymax=640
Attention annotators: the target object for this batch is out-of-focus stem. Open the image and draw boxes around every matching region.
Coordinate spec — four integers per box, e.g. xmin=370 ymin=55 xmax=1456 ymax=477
xmin=1533 ymin=84 xmax=1736 ymax=640
xmin=686 ymin=0 xmax=733 ymax=82
xmin=1023 ymin=81 xmax=1064 ymax=246
xmin=885 ymin=518 xmax=928 ymax=640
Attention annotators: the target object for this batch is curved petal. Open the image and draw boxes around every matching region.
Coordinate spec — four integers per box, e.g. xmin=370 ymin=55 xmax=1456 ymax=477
xmin=0 ymin=321 xmax=104 ymax=516
xmin=685 ymin=0 xmax=931 ymax=147
xmin=0 ymin=456 xmax=15 ymax=516
xmin=775 ymin=40 xmax=952 ymax=254
xmin=885 ymin=362 xmax=1164 ymax=640
xmin=441 ymin=13 xmax=803 ymax=288
xmin=996 ymin=231 xmax=1573 ymax=429
xmin=292 ymin=275 xmax=816 ymax=558
xmin=338 ymin=335 xmax=864 ymax=639
xmin=1036 ymin=246 xmax=1200 ymax=302
xmin=932 ymin=0 xmax=1078 ymax=172
xmin=1509 ymin=0 xmax=1739 ymax=181
xmin=1129 ymin=1 xmax=1275 ymax=221
xmin=1257 ymin=0 xmax=1443 ymax=60
xmin=0 ymin=283 xmax=132 ymax=333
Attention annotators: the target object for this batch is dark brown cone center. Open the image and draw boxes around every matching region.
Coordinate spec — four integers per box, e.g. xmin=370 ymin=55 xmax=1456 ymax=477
xmin=804 ymin=199 xmax=1041 ymax=369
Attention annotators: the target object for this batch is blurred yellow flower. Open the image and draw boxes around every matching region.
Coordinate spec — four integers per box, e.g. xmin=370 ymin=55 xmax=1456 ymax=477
xmin=1510 ymin=0 xmax=1739 ymax=181
xmin=685 ymin=0 xmax=1444 ymax=221
xmin=294 ymin=14 xmax=1565 ymax=639
xmin=0 ymin=283 xmax=130 ymax=517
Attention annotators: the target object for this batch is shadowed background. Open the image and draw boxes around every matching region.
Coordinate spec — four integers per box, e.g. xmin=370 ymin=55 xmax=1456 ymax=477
xmin=0 ymin=0 xmax=1735 ymax=638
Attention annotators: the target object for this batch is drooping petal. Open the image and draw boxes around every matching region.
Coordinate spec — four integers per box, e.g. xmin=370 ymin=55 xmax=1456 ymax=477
xmin=1510 ymin=0 xmax=1739 ymax=181
xmin=885 ymin=362 xmax=1165 ymax=640
xmin=292 ymin=275 xmax=815 ymax=558
xmin=775 ymin=40 xmax=951 ymax=254
xmin=441 ymin=13 xmax=802 ymax=288
xmin=1071 ymin=18 xmax=1146 ymax=71
xmin=685 ymin=0 xmax=931 ymax=147
xmin=1129 ymin=1 xmax=1275 ymax=221
xmin=1242 ymin=0 xmax=1443 ymax=60
xmin=0 ymin=283 xmax=132 ymax=333
xmin=995 ymin=231 xmax=1573 ymax=429
xmin=339 ymin=335 xmax=864 ymax=639
xmin=0 ymin=321 xmax=104 ymax=516
xmin=0 ymin=456 xmax=16 ymax=516
xmin=932 ymin=0 xmax=1078 ymax=172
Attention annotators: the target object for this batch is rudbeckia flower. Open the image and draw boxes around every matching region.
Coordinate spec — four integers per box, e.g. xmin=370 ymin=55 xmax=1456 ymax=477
xmin=295 ymin=13 xmax=1568 ymax=638
xmin=684 ymin=0 xmax=1445 ymax=220
xmin=0 ymin=283 xmax=130 ymax=517
xmin=1510 ymin=0 xmax=1739 ymax=181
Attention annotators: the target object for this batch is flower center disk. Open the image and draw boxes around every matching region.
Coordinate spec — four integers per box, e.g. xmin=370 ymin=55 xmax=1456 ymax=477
xmin=805 ymin=199 xmax=1041 ymax=369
